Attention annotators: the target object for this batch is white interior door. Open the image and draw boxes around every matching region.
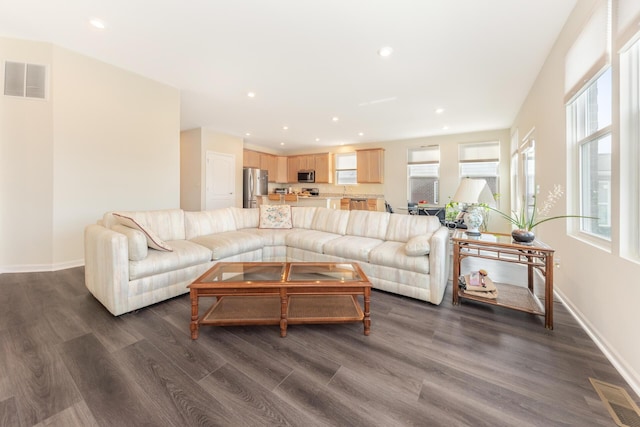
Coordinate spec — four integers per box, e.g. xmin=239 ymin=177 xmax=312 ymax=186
xmin=206 ymin=151 xmax=235 ymax=210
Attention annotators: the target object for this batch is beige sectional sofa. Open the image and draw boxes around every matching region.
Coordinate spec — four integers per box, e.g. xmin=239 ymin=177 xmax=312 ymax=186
xmin=84 ymin=206 xmax=450 ymax=316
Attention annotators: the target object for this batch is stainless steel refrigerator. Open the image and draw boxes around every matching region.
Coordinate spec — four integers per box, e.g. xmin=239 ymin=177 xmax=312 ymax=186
xmin=243 ymin=168 xmax=268 ymax=208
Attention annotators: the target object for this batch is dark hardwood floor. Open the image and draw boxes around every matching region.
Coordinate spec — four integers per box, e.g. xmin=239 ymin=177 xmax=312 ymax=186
xmin=0 ymin=266 xmax=635 ymax=426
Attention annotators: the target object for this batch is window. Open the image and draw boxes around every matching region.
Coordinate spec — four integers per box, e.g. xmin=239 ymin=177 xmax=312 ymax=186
xmin=335 ymin=152 xmax=357 ymax=185
xmin=620 ymin=33 xmax=640 ymax=257
xmin=567 ymin=68 xmax=612 ymax=240
xmin=458 ymin=141 xmax=500 ymax=198
xmin=407 ymin=146 xmax=439 ymax=204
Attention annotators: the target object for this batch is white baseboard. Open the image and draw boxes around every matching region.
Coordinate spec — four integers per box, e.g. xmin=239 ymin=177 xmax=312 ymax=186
xmin=0 ymin=259 xmax=84 ymax=274
xmin=554 ymin=288 xmax=640 ymax=399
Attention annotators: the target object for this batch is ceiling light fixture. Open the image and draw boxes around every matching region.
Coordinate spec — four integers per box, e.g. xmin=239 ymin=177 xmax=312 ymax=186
xmin=245 ymin=132 xmax=251 ymax=136
xmin=280 ymin=142 xmax=285 ymax=146
xmin=89 ymin=18 xmax=105 ymax=29
xmin=442 ymin=125 xmax=449 ymax=130
xmin=315 ymin=138 xmax=320 ymax=142
xmin=435 ymin=108 xmax=445 ymax=114
xmin=247 ymin=92 xmax=255 ymax=98
xmin=358 ymin=132 xmax=364 ymax=136
xmin=377 ymin=46 xmax=393 ymax=57
xmin=332 ymin=116 xmax=339 ymax=122
xmin=283 ymin=126 xmax=288 ymax=130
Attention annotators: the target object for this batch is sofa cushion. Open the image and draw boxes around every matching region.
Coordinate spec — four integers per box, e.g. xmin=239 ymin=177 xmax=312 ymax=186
xmin=322 ymin=236 xmax=384 ymax=262
xmin=244 ymin=228 xmax=293 ymax=246
xmin=113 ymin=213 xmax=173 ymax=252
xmin=311 ymin=208 xmax=350 ymax=235
xmin=291 ymin=207 xmax=317 ymax=229
xmin=105 ymin=209 xmax=186 ymax=241
xmin=184 ymin=208 xmax=237 ymax=239
xmin=405 ymin=234 xmax=431 ymax=256
xmin=112 ymin=224 xmax=148 ymax=261
xmin=259 ymin=204 xmax=293 ymax=229
xmin=128 ymin=240 xmax=212 ymax=280
xmin=369 ymin=241 xmax=430 ymax=273
xmin=385 ymin=214 xmax=441 ymax=243
xmin=346 ymin=210 xmax=390 ymax=240
xmin=230 ymin=207 xmax=259 ymax=229
xmin=285 ymin=229 xmax=342 ymax=253
xmin=189 ymin=230 xmax=264 ymax=260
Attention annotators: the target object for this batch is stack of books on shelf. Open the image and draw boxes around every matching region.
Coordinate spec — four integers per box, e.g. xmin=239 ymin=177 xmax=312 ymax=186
xmin=458 ymin=269 xmax=498 ymax=299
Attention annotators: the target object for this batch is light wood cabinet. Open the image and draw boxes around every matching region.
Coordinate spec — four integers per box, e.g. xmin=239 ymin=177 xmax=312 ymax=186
xmin=243 ymin=150 xmax=261 ymax=168
xmin=260 ymin=153 xmax=278 ymax=182
xmin=275 ymin=156 xmax=288 ymax=183
xmin=313 ymin=153 xmax=332 ymax=183
xmin=356 ymin=148 xmax=384 ymax=183
xmin=340 ymin=198 xmax=350 ymax=210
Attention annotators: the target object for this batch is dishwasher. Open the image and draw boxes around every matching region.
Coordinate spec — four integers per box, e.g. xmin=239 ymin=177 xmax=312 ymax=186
xmin=349 ymin=198 xmax=368 ymax=210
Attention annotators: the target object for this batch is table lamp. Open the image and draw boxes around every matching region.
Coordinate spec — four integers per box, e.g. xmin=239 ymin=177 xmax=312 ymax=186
xmin=452 ymin=178 xmax=495 ymax=236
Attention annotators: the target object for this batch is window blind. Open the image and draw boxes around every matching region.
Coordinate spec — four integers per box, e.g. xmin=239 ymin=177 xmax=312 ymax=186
xmin=458 ymin=141 xmax=499 ymax=163
xmin=408 ymin=146 xmax=439 ymax=164
xmin=617 ymin=0 xmax=640 ymax=50
xmin=565 ymin=0 xmax=610 ymax=102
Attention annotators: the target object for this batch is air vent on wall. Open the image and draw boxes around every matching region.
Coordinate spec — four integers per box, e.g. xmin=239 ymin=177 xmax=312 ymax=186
xmin=4 ymin=61 xmax=47 ymax=99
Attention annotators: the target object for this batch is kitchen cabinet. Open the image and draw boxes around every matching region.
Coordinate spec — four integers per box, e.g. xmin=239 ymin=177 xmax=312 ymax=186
xmin=276 ymin=156 xmax=288 ymax=183
xmin=340 ymin=198 xmax=350 ymax=210
xmin=260 ymin=153 xmax=278 ymax=182
xmin=356 ymin=148 xmax=384 ymax=183
xmin=243 ymin=150 xmax=260 ymax=168
xmin=287 ymin=156 xmax=301 ymax=183
xmin=314 ymin=153 xmax=332 ymax=183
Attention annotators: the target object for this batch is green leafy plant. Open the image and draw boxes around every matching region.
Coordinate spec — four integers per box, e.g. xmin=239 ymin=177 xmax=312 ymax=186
xmin=489 ymin=184 xmax=594 ymax=231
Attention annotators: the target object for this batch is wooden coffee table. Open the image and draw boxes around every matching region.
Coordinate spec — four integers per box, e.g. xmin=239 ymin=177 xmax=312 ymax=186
xmin=187 ymin=262 xmax=371 ymax=339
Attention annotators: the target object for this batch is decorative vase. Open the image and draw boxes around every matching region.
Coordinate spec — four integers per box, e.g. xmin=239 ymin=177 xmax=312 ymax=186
xmin=511 ymin=229 xmax=535 ymax=244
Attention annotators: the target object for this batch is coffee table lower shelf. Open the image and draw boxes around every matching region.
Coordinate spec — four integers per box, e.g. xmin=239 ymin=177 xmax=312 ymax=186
xmin=199 ymin=294 xmax=365 ymax=333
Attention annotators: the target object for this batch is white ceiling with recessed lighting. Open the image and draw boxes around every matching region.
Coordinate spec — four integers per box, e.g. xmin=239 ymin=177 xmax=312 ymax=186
xmin=0 ymin=0 xmax=577 ymax=152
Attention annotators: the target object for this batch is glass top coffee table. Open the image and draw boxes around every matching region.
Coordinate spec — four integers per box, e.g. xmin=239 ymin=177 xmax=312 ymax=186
xmin=187 ymin=262 xmax=372 ymax=339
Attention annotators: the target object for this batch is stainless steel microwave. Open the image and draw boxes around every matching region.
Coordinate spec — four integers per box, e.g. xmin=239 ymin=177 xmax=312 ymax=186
xmin=297 ymin=170 xmax=315 ymax=183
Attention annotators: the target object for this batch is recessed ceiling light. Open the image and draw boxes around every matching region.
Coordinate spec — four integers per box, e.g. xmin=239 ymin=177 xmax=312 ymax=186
xmin=245 ymin=132 xmax=251 ymax=136
xmin=283 ymin=126 xmax=288 ymax=130
xmin=247 ymin=92 xmax=255 ymax=98
xmin=90 ymin=18 xmax=105 ymax=29
xmin=280 ymin=142 xmax=285 ymax=146
xmin=435 ymin=108 xmax=445 ymax=114
xmin=315 ymin=138 xmax=320 ymax=142
xmin=332 ymin=116 xmax=339 ymax=122
xmin=377 ymin=46 xmax=393 ymax=57
xmin=358 ymin=132 xmax=364 ymax=136
xmin=442 ymin=125 xmax=449 ymax=130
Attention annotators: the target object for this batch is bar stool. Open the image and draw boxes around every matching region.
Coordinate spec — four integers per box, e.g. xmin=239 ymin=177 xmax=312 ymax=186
xmin=267 ymin=194 xmax=283 ymax=204
xmin=284 ymin=193 xmax=298 ymax=206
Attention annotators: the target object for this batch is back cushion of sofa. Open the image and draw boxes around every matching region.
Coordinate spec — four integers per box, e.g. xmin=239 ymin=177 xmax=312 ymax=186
xmin=346 ymin=210 xmax=390 ymax=240
xmin=184 ymin=208 xmax=237 ymax=240
xmin=231 ymin=207 xmax=259 ymax=229
xmin=311 ymin=207 xmax=350 ymax=235
xmin=291 ymin=207 xmax=317 ymax=229
xmin=385 ymin=214 xmax=441 ymax=242
xmin=104 ymin=209 xmax=185 ymax=241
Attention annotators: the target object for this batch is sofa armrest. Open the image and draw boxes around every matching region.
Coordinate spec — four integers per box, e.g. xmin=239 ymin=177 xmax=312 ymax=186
xmin=428 ymin=226 xmax=451 ymax=305
xmin=84 ymin=224 xmax=130 ymax=316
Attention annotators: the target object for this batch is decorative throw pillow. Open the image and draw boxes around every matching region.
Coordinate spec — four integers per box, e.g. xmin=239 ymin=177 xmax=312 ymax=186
xmin=405 ymin=235 xmax=430 ymax=256
xmin=113 ymin=213 xmax=173 ymax=251
xmin=259 ymin=204 xmax=293 ymax=229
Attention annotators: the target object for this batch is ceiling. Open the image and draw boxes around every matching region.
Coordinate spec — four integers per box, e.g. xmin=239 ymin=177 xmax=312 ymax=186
xmin=0 ymin=0 xmax=577 ymax=152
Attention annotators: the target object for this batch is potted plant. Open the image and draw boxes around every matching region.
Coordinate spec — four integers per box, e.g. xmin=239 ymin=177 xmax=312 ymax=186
xmin=489 ymin=185 xmax=593 ymax=244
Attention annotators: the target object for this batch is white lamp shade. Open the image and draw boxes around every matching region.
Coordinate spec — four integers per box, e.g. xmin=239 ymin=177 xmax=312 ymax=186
xmin=452 ymin=178 xmax=487 ymax=204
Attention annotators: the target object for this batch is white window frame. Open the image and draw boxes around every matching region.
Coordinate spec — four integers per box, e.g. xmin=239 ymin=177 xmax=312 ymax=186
xmin=620 ymin=34 xmax=640 ymax=260
xmin=407 ymin=146 xmax=440 ymax=205
xmin=458 ymin=141 xmax=500 ymax=204
xmin=566 ymin=67 xmax=613 ymax=247
xmin=335 ymin=152 xmax=357 ymax=185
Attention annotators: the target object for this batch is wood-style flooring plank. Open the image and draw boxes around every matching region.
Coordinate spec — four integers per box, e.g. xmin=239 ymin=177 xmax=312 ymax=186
xmin=33 ymin=401 xmax=99 ymax=427
xmin=59 ymin=333 xmax=167 ymax=427
xmin=0 ymin=397 xmax=20 ymax=427
xmin=199 ymin=363 xmax=320 ymax=426
xmin=113 ymin=339 xmax=237 ymax=426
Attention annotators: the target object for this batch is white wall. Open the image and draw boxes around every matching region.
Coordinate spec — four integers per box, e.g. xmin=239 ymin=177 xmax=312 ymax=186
xmin=512 ymin=0 xmax=640 ymax=396
xmin=0 ymin=37 xmax=181 ymax=272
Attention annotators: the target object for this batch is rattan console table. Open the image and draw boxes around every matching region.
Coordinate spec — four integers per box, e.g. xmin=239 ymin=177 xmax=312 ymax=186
xmin=452 ymin=230 xmax=555 ymax=329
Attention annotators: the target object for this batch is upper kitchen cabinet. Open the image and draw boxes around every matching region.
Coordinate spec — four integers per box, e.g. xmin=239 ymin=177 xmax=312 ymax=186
xmin=275 ymin=156 xmax=288 ymax=183
xmin=287 ymin=156 xmax=301 ymax=183
xmin=313 ymin=153 xmax=332 ymax=183
xmin=356 ymin=148 xmax=384 ymax=183
xmin=260 ymin=153 xmax=278 ymax=182
xmin=243 ymin=149 xmax=261 ymax=168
